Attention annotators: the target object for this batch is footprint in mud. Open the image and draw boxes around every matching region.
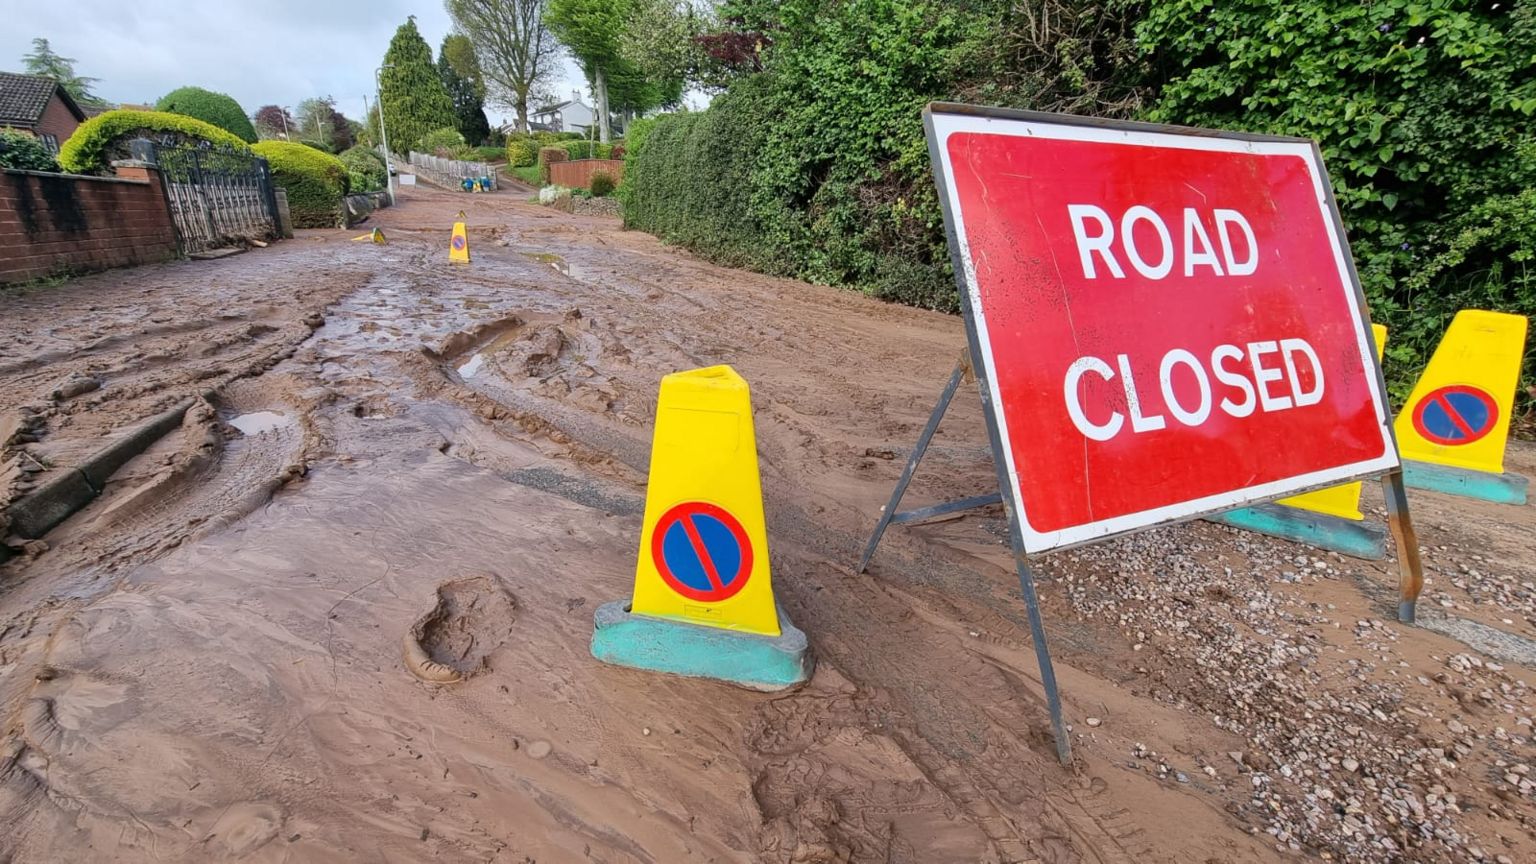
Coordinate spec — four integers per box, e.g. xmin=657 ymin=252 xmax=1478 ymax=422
xmin=206 ymin=801 xmax=284 ymax=857
xmin=402 ymin=575 xmax=517 ymax=683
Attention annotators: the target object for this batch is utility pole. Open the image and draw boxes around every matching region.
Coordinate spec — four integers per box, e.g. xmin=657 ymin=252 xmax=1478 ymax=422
xmin=375 ymin=65 xmax=396 ymax=206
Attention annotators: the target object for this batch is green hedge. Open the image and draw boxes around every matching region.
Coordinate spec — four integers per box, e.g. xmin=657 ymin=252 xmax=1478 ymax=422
xmin=253 ymin=140 xmax=349 ymax=228
xmin=339 ymin=146 xmax=386 ymax=193
xmin=154 ymin=86 xmax=258 ymax=142
xmin=506 ymin=138 xmax=537 ymax=168
xmin=537 ymin=146 xmax=567 ymax=186
xmin=620 ymin=77 xmax=775 ymax=269
xmin=59 ymin=109 xmax=252 ymax=174
xmin=558 ymin=140 xmax=614 ymax=161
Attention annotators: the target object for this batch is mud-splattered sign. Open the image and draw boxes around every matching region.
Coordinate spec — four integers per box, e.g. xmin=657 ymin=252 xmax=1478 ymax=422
xmin=925 ymin=107 xmax=1399 ymax=554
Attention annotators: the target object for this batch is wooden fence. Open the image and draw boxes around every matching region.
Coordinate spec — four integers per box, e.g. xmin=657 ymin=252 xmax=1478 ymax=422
xmin=548 ymin=159 xmax=624 ymax=190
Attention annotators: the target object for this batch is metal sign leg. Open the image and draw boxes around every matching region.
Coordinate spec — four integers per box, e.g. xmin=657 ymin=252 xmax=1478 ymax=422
xmin=857 ymin=354 xmax=968 ymax=574
xmin=1381 ymin=469 xmax=1425 ymax=623
xmin=1014 ymin=555 xmax=1072 ymax=766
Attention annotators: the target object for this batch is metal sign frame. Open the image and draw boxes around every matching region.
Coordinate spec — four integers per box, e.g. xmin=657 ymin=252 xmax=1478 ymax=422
xmin=859 ymin=103 xmax=1426 ymax=766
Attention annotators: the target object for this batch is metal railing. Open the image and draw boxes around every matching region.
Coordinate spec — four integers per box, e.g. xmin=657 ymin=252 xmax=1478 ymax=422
xmin=133 ymin=139 xmax=279 ymax=253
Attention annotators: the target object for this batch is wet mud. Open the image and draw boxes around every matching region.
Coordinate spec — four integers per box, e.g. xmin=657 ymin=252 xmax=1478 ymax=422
xmin=1 ymin=185 xmax=1534 ymax=863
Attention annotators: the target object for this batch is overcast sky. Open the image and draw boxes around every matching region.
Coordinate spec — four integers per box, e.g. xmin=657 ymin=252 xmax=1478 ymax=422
xmin=0 ymin=1 xmax=592 ymax=129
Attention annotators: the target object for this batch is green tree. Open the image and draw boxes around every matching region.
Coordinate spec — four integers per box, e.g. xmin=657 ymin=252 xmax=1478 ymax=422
xmin=446 ymin=0 xmax=563 ymax=134
xmin=21 ymin=37 xmax=106 ymax=107
xmin=379 ymin=16 xmax=458 ymax=153
xmin=441 ymin=32 xmax=487 ymax=99
xmin=546 ymin=0 xmax=632 ymax=141
xmin=439 ymin=34 xmax=492 ymax=144
xmin=156 ymin=87 xmax=258 ymax=142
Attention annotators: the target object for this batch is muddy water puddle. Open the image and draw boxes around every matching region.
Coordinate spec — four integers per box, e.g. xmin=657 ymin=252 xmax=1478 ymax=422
xmin=521 ymin=251 xmax=585 ymax=280
xmin=226 ymin=411 xmax=293 ymax=435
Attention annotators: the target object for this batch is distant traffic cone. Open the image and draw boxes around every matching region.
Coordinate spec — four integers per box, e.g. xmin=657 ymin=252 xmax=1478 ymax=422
xmin=449 ymin=211 xmax=470 ymax=264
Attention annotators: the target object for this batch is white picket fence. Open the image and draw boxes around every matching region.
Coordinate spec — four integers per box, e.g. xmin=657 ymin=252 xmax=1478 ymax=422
xmin=408 ymin=152 xmax=497 ymax=191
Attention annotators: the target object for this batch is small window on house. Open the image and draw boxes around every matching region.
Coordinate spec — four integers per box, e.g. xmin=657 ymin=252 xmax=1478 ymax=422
xmin=38 ymin=133 xmax=59 ymax=155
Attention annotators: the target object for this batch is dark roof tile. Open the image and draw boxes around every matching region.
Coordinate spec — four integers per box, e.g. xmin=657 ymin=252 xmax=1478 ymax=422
xmin=0 ymin=72 xmax=83 ymax=126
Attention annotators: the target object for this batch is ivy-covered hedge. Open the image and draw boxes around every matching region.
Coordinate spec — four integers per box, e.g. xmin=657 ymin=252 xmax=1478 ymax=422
xmin=253 ymin=141 xmax=349 ymax=228
xmin=59 ymin=109 xmax=252 ymax=174
xmin=620 ymin=0 xmax=1536 ymax=408
xmin=155 ymin=87 xmax=258 ymax=143
xmin=339 ymin=145 xmax=387 ymax=193
xmin=1137 ymin=0 xmax=1536 ymax=403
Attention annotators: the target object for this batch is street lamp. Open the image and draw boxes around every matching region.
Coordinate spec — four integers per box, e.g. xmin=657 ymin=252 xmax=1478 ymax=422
xmin=374 ymin=64 xmax=397 ymax=206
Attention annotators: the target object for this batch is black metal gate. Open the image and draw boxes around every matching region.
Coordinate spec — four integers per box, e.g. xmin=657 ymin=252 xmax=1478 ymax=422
xmin=133 ymin=139 xmax=280 ymax=253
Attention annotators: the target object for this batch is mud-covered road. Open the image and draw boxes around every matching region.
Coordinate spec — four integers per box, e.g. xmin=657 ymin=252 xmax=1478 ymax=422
xmin=3 ymin=184 xmax=1535 ymax=863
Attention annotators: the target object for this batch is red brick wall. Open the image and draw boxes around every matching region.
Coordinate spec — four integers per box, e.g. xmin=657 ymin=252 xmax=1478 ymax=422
xmin=0 ymin=168 xmax=179 ymax=284
xmin=34 ymin=94 xmax=82 ymax=151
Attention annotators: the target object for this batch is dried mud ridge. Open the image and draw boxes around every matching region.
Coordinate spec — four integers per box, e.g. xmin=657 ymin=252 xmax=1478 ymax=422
xmin=403 ymin=575 xmax=518 ymax=683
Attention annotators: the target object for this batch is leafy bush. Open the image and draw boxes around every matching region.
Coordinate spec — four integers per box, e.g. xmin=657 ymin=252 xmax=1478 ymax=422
xmin=583 ymin=169 xmax=614 ymax=196
xmin=339 ymin=145 xmax=387 ymax=192
xmin=589 ymin=170 xmax=616 ymax=197
xmin=506 ymin=138 xmax=538 ymax=167
xmin=252 ymin=140 xmax=349 ymax=228
xmin=300 ymin=139 xmax=334 ymax=154
xmin=0 ymin=130 xmax=60 ymax=171
xmin=538 ymin=146 xmax=567 ymax=185
xmin=474 ymin=145 xmax=504 ymax=162
xmin=419 ymin=126 xmax=466 ymax=156
xmin=154 ymin=86 xmax=258 ymax=142
xmin=58 ymin=109 xmax=252 ymax=174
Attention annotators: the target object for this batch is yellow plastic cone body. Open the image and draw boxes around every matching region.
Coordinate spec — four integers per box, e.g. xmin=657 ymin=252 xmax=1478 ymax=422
xmin=1394 ymin=310 xmax=1527 ymax=474
xmin=629 ymin=366 xmax=780 ymax=636
xmin=449 ymin=220 xmax=470 ymax=264
xmin=1277 ymin=324 xmax=1388 ymax=520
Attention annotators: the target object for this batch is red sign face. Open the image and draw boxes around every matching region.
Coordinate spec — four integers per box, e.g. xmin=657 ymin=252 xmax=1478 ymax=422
xmin=928 ymin=110 xmax=1398 ymax=552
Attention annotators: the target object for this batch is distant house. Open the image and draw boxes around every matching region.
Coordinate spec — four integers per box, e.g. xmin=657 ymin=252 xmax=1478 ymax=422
xmin=0 ymin=72 xmax=86 ymax=155
xmin=529 ymin=93 xmax=596 ymax=135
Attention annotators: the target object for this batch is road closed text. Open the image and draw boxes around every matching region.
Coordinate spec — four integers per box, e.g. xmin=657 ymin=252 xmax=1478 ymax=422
xmin=1063 ymin=339 xmax=1325 ymax=442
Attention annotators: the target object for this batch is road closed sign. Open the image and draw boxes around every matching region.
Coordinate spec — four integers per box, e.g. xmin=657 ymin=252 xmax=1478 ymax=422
xmin=925 ymin=106 xmax=1399 ymax=553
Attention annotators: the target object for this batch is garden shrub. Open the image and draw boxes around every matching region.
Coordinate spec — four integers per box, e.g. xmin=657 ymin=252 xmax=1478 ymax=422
xmin=506 ymin=138 xmax=537 ymax=167
xmin=589 ymin=170 xmax=615 ymax=197
xmin=252 ymin=140 xmax=349 ymax=228
xmin=0 ymin=130 xmax=60 ymax=172
xmin=538 ymin=146 xmax=567 ymax=185
xmin=339 ymin=145 xmax=387 ymax=193
xmin=300 ymin=139 xmax=334 ymax=154
xmin=474 ymin=145 xmax=505 ymax=162
xmin=419 ymin=126 xmax=465 ymax=156
xmin=154 ymin=86 xmax=258 ymax=142
xmin=58 ymin=109 xmax=251 ymax=174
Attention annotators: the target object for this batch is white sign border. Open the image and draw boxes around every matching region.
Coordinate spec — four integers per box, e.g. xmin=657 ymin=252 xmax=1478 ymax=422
xmin=927 ymin=108 xmax=1400 ymax=554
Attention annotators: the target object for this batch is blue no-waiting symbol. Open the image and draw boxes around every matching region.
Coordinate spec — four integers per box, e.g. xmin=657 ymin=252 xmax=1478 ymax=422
xmin=1412 ymin=385 xmax=1498 ymax=446
xmin=651 ymin=501 xmax=754 ymax=603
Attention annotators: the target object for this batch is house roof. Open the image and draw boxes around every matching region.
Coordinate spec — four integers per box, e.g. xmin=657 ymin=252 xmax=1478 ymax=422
xmin=0 ymin=72 xmax=86 ymax=127
xmin=533 ymin=100 xmax=573 ymax=115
